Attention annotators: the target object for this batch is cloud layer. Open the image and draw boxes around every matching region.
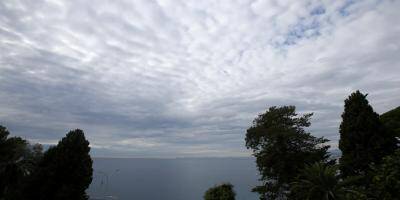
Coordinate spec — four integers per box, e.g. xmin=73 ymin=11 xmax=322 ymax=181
xmin=1 ymin=0 xmax=399 ymax=157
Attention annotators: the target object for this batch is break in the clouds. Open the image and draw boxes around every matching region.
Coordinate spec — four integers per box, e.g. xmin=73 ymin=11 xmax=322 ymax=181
xmin=0 ymin=0 xmax=399 ymax=157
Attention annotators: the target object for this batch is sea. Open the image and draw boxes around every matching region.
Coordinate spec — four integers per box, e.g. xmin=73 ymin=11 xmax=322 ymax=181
xmin=87 ymin=157 xmax=260 ymax=200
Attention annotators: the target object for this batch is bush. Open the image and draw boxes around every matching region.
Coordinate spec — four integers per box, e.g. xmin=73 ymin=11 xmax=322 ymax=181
xmin=204 ymin=183 xmax=236 ymax=200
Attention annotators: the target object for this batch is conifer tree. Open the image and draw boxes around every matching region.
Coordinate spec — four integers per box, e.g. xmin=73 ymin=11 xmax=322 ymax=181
xmin=339 ymin=91 xmax=397 ymax=177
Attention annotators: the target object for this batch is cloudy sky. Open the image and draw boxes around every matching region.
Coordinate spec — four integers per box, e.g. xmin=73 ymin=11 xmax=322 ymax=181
xmin=0 ymin=0 xmax=399 ymax=157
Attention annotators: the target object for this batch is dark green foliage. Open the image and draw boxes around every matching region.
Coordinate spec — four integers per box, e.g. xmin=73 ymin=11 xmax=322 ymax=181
xmin=26 ymin=129 xmax=93 ymax=200
xmin=0 ymin=126 xmax=27 ymax=164
xmin=204 ymin=183 xmax=236 ymax=200
xmin=245 ymin=106 xmax=330 ymax=199
xmin=290 ymin=162 xmax=365 ymax=200
xmin=0 ymin=137 xmax=27 ymax=166
xmin=1 ymin=126 xmax=92 ymax=200
xmin=380 ymin=106 xmax=400 ymax=138
xmin=369 ymin=150 xmax=400 ymax=200
xmin=339 ymin=91 xmax=397 ymax=177
xmin=291 ymin=162 xmax=340 ymax=200
xmin=0 ymin=126 xmax=42 ymax=200
xmin=0 ymin=126 xmax=27 ymax=199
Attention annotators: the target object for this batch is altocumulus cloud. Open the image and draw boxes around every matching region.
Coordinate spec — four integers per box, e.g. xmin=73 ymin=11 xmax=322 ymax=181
xmin=0 ymin=0 xmax=399 ymax=157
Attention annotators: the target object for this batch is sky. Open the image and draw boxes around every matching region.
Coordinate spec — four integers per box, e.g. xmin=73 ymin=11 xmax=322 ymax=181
xmin=0 ymin=0 xmax=399 ymax=158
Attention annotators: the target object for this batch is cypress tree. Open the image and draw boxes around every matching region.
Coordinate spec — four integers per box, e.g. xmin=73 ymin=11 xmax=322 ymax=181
xmin=339 ymin=91 xmax=397 ymax=177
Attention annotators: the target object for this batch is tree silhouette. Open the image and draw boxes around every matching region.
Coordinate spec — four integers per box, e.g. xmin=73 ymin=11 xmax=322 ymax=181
xmin=0 ymin=125 xmax=42 ymax=200
xmin=339 ymin=91 xmax=397 ymax=177
xmin=26 ymin=129 xmax=93 ymax=200
xmin=290 ymin=162 xmax=364 ymax=200
xmin=204 ymin=183 xmax=235 ymax=200
xmin=245 ymin=106 xmax=329 ymax=199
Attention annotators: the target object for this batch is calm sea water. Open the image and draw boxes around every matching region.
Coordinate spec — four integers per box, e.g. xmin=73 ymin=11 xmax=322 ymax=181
xmin=87 ymin=157 xmax=260 ymax=200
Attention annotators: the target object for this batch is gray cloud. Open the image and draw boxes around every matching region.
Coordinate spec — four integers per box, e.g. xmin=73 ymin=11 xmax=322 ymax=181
xmin=0 ymin=0 xmax=399 ymax=157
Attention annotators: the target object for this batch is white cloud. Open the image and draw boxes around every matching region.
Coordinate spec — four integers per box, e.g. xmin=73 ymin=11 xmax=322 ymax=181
xmin=0 ymin=0 xmax=399 ymax=157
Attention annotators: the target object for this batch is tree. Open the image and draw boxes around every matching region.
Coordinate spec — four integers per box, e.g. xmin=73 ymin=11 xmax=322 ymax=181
xmin=339 ymin=91 xmax=397 ymax=177
xmin=290 ymin=162 xmax=364 ymax=200
xmin=380 ymin=106 xmax=400 ymax=139
xmin=245 ymin=106 xmax=330 ymax=199
xmin=204 ymin=183 xmax=236 ymax=200
xmin=25 ymin=129 xmax=93 ymax=200
xmin=369 ymin=150 xmax=400 ymax=200
xmin=0 ymin=126 xmax=42 ymax=200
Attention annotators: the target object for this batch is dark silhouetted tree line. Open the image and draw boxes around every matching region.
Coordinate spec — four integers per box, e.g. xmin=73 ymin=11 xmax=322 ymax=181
xmin=2 ymin=90 xmax=400 ymax=200
xmin=243 ymin=90 xmax=399 ymax=200
xmin=0 ymin=127 xmax=92 ymax=200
